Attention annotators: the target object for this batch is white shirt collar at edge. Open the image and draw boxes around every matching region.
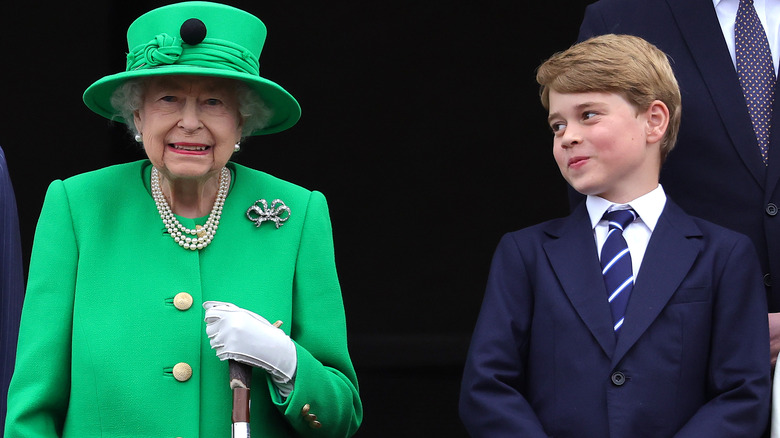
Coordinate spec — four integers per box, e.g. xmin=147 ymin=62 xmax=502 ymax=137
xmin=586 ymin=185 xmax=667 ymax=232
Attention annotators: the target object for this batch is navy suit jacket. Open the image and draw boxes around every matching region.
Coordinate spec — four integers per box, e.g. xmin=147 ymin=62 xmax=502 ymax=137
xmin=459 ymin=200 xmax=770 ymax=437
xmin=576 ymin=0 xmax=780 ymax=310
xmin=0 ymin=146 xmax=24 ymax=432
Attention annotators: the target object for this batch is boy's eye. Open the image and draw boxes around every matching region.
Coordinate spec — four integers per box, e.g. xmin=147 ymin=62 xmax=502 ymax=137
xmin=582 ymin=111 xmax=598 ymax=120
xmin=550 ymin=122 xmax=566 ymax=133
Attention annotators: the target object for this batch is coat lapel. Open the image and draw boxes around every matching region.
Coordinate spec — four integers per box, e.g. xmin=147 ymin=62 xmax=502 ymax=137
xmin=666 ymin=0 xmax=766 ymax=187
xmin=544 ymin=204 xmax=616 ymax=358
xmin=611 ymin=200 xmax=702 ymax=365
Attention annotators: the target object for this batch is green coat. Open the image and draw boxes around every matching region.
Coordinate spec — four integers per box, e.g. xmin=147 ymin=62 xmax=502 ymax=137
xmin=5 ymin=160 xmax=362 ymax=437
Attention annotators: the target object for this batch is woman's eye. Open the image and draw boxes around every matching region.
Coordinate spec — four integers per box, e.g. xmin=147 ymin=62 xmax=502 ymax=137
xmin=204 ymin=98 xmax=222 ymax=106
xmin=161 ymin=95 xmax=177 ymax=103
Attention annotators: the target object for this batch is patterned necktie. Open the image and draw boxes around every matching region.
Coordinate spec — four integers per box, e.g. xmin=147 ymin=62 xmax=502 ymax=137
xmin=735 ymin=0 xmax=776 ymax=164
xmin=600 ymin=209 xmax=637 ymax=332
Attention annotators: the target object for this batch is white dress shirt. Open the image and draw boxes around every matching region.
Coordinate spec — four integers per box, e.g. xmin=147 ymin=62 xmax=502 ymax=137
xmin=587 ymin=185 xmax=667 ymax=279
xmin=713 ymin=0 xmax=780 ymax=75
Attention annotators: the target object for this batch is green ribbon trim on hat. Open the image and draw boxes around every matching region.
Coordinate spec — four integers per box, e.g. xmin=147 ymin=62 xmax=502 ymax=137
xmin=126 ymin=33 xmax=260 ymax=75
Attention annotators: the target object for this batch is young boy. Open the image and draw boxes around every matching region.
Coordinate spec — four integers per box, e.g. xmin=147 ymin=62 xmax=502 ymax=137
xmin=459 ymin=34 xmax=771 ymax=437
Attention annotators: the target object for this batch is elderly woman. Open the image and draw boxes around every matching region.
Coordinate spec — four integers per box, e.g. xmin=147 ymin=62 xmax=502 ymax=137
xmin=4 ymin=2 xmax=362 ymax=437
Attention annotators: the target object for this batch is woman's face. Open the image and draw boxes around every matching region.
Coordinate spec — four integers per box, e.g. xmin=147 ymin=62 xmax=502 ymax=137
xmin=134 ymin=75 xmax=243 ymax=183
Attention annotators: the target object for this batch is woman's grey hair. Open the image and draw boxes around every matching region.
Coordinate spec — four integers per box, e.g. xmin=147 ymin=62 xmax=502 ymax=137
xmin=110 ymin=77 xmax=272 ymax=139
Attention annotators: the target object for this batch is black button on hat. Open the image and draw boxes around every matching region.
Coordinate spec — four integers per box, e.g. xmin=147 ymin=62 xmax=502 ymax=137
xmin=180 ymin=18 xmax=207 ymax=45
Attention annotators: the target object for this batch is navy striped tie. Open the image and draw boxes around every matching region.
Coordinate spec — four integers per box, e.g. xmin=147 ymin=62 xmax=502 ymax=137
xmin=600 ymin=209 xmax=637 ymax=332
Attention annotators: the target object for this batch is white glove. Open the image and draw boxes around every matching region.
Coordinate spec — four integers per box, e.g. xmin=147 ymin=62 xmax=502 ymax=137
xmin=203 ymin=301 xmax=297 ymax=386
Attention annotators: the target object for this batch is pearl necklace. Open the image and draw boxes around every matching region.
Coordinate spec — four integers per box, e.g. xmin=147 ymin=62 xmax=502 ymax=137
xmin=151 ymin=167 xmax=229 ymax=250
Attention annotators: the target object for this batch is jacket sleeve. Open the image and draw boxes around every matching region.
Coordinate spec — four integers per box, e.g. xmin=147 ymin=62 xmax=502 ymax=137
xmin=673 ymin=235 xmax=770 ymax=437
xmin=459 ymin=234 xmax=550 ymax=438
xmin=0 ymin=146 xmax=25 ymax=433
xmin=4 ymin=181 xmax=76 ymax=438
xmin=273 ymin=190 xmax=363 ymax=437
xmin=578 ymin=2 xmax=610 ymax=42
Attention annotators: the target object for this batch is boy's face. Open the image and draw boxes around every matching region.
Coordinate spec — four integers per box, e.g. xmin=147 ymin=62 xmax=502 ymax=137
xmin=547 ymin=90 xmax=662 ymax=204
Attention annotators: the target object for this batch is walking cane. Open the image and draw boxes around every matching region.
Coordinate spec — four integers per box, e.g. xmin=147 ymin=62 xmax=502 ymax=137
xmin=230 ymin=360 xmax=252 ymax=438
xmin=230 ymin=320 xmax=283 ymax=438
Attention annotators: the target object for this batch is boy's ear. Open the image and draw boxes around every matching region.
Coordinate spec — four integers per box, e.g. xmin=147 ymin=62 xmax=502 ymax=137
xmin=645 ymin=100 xmax=669 ymax=144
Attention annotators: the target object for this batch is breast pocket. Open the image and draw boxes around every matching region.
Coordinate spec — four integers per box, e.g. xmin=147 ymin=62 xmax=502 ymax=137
xmin=668 ymin=285 xmax=710 ymax=304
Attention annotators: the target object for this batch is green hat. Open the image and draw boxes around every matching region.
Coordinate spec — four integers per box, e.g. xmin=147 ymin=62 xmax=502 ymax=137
xmin=83 ymin=1 xmax=300 ymax=136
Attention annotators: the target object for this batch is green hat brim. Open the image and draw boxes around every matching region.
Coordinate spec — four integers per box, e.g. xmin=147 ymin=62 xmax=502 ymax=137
xmin=83 ymin=65 xmax=301 ymax=136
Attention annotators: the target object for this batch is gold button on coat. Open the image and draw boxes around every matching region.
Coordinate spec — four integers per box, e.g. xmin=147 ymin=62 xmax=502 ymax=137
xmin=173 ymin=292 xmax=193 ymax=310
xmin=172 ymin=362 xmax=193 ymax=382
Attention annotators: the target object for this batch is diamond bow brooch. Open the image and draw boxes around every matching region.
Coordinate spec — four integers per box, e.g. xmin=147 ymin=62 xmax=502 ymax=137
xmin=246 ymin=199 xmax=291 ymax=229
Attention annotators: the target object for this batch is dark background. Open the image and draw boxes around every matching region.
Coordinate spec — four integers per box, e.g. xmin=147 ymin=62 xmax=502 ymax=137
xmin=1 ymin=1 xmax=590 ymax=436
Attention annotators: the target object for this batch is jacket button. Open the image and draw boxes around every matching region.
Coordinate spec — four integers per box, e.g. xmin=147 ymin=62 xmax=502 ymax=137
xmin=764 ymin=273 xmax=773 ymax=287
xmin=611 ymin=371 xmax=626 ymax=386
xmin=173 ymin=362 xmax=193 ymax=382
xmin=767 ymin=203 xmax=778 ymax=216
xmin=173 ymin=292 xmax=193 ymax=311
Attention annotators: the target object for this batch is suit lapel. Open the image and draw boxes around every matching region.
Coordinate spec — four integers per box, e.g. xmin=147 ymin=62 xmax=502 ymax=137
xmin=611 ymin=201 xmax=702 ymax=365
xmin=544 ymin=204 xmax=616 ymax=358
xmin=765 ymin=79 xmax=780 ymax=198
xmin=666 ymin=0 xmax=766 ymax=187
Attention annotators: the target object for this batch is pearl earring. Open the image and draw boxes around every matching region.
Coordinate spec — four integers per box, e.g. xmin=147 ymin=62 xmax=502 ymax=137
xmin=134 ymin=133 xmax=143 ymax=143
xmin=234 ymin=143 xmax=241 ymax=153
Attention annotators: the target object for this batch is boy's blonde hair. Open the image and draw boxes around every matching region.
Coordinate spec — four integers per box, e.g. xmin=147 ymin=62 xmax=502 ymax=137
xmin=536 ymin=34 xmax=681 ymax=163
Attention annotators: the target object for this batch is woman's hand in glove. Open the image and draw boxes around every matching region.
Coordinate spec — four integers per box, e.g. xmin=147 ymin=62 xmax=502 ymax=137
xmin=203 ymin=301 xmax=297 ymax=384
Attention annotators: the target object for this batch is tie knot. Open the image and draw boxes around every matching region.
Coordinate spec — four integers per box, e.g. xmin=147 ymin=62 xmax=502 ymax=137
xmin=604 ymin=209 xmax=637 ymax=231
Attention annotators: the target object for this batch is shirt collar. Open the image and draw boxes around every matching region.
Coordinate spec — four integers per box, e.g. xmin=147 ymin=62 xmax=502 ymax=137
xmin=586 ymin=185 xmax=667 ymax=231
